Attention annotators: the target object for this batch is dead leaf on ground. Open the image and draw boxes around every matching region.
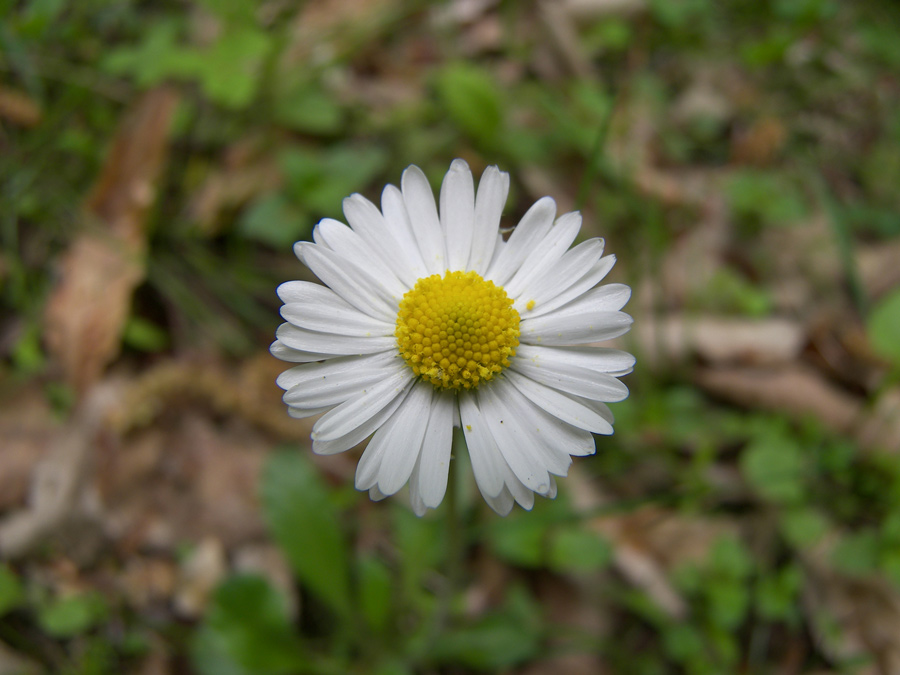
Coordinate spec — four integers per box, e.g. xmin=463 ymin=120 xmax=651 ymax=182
xmin=633 ymin=314 xmax=806 ymax=369
xmin=0 ymin=87 xmax=42 ymax=127
xmin=43 ymin=87 xmax=178 ymax=393
xmin=803 ymin=547 xmax=900 ymax=675
xmin=858 ymin=238 xmax=900 ymax=301
xmin=0 ymin=386 xmax=56 ymax=512
xmin=695 ymin=365 xmax=862 ymax=436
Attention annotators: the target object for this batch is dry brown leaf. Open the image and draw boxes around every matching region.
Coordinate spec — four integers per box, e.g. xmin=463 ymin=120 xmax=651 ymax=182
xmin=43 ymin=87 xmax=178 ymax=393
xmin=858 ymin=238 xmax=900 ymax=301
xmin=730 ymin=116 xmax=788 ymax=166
xmin=0 ymin=87 xmax=42 ymax=127
xmin=0 ymin=386 xmax=55 ymax=512
xmin=695 ymin=366 xmax=862 ymax=435
xmin=803 ymin=549 xmax=900 ymax=675
xmin=173 ymin=536 xmax=227 ymax=618
xmin=634 ymin=314 xmax=806 ymax=369
xmin=540 ymin=0 xmax=596 ymax=79
xmin=857 ymin=388 xmax=900 ymax=455
xmin=0 ymin=641 xmax=41 ymax=675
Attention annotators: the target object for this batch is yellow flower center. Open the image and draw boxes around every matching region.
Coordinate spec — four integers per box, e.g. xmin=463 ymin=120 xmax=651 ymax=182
xmin=395 ymin=270 xmax=520 ymax=391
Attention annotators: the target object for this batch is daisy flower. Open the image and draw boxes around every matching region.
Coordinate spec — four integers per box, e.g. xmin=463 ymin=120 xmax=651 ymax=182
xmin=272 ymin=160 xmax=634 ymax=516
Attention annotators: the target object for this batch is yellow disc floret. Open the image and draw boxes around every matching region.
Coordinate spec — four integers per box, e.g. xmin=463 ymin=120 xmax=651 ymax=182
xmin=395 ymin=270 xmax=520 ymax=391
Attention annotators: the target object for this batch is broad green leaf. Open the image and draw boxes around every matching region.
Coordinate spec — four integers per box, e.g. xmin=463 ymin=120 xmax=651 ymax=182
xmin=38 ymin=593 xmax=107 ymax=638
xmin=740 ymin=431 xmax=806 ymax=504
xmin=706 ymin=577 xmax=749 ymax=629
xmin=123 ymin=316 xmax=169 ymax=352
xmin=280 ymin=145 xmax=388 ymax=215
xmin=273 ymin=84 xmax=344 ymax=135
xmin=780 ymin=507 xmax=829 ymax=548
xmin=194 ymin=27 xmax=272 ymax=109
xmin=238 ymin=193 xmax=309 ymax=248
xmin=0 ymin=565 xmax=24 ymax=617
xmin=868 ymin=289 xmax=900 ymax=367
xmin=488 ymin=515 xmax=547 ymax=568
xmin=756 ymin=564 xmax=802 ymax=622
xmin=548 ymin=527 xmax=613 ymax=573
xmin=358 ymin=556 xmax=392 ymax=633
xmin=831 ymin=530 xmax=880 ymax=577
xmin=261 ymin=450 xmax=351 ymax=616
xmin=199 ymin=575 xmax=307 ymax=675
xmin=432 ymin=588 xmax=540 ymax=671
xmin=435 ymin=63 xmax=503 ymax=146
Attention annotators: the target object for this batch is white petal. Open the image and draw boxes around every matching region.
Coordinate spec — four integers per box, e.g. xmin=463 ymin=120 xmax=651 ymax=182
xmin=504 ymin=211 xmax=582 ymax=299
xmin=514 ymin=238 xmax=603 ymax=314
xmin=270 ymin=340 xmax=333 ymax=363
xmin=523 ymin=255 xmax=617 ymax=319
xmin=482 ymin=485 xmax=515 ymax=516
xmin=468 ymin=166 xmax=509 ymax=275
xmin=417 ymin=390 xmax=455 ymax=509
xmin=281 ymin=353 xmax=404 ymax=408
xmin=312 ymin=389 xmax=408 ymax=455
xmin=490 ymin=378 xmax=580 ymax=471
xmin=287 ymin=405 xmax=331 ymax=419
xmin=486 ymin=197 xmax=556 ymax=286
xmin=562 ymin=282 xmax=632 ymax=313
xmin=382 ymin=184 xmax=428 ymax=280
xmin=355 ymin=381 xmax=433 ymax=494
xmin=308 ymin=220 xmax=407 ymax=300
xmin=369 ymin=485 xmax=389 ymax=501
xmin=312 ymin=369 xmax=415 ymax=441
xmin=343 ymin=194 xmax=418 ymax=287
xmin=441 ymin=159 xmax=475 ymax=271
xmin=478 ymin=383 xmax=553 ymax=493
xmin=408 ymin=453 xmax=428 ymax=516
xmin=401 ymin=165 xmax=446 ymax=274
xmin=295 ymin=242 xmax=398 ymax=321
xmin=504 ymin=369 xmax=614 ymax=435
xmin=277 ymin=280 xmax=350 ymax=306
xmin=281 ymin=299 xmax=394 ymax=337
xmin=275 ymin=323 xmax=396 ymax=356
xmin=511 ymin=352 xmax=630 ymax=402
xmin=519 ymin=309 xmax=633 ymax=345
xmin=515 ymin=344 xmax=636 ymax=374
xmin=459 ymin=392 xmax=506 ymax=498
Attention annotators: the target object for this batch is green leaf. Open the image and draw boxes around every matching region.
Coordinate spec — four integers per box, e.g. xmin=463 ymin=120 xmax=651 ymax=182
xmin=756 ymin=564 xmax=802 ymax=622
xmin=238 ymin=193 xmax=309 ymax=248
xmin=198 ymin=575 xmax=307 ymax=675
xmin=727 ymin=169 xmax=808 ymax=226
xmin=707 ymin=578 xmax=749 ymax=629
xmin=280 ymin=145 xmax=388 ymax=215
xmin=273 ymin=84 xmax=344 ymax=135
xmin=123 ymin=316 xmax=169 ymax=352
xmin=261 ymin=450 xmax=351 ymax=616
xmin=868 ymin=289 xmax=900 ymax=367
xmin=780 ymin=507 xmax=829 ymax=548
xmin=432 ymin=588 xmax=540 ymax=671
xmin=548 ymin=527 xmax=613 ymax=573
xmin=0 ymin=565 xmax=25 ymax=617
xmin=435 ymin=63 xmax=504 ymax=146
xmin=358 ymin=556 xmax=392 ymax=633
xmin=194 ymin=27 xmax=272 ymax=109
xmin=831 ymin=530 xmax=880 ymax=577
xmin=488 ymin=516 xmax=547 ymax=568
xmin=37 ymin=593 xmax=107 ymax=638
xmin=740 ymin=430 xmax=806 ymax=504
xmin=709 ymin=536 xmax=754 ymax=579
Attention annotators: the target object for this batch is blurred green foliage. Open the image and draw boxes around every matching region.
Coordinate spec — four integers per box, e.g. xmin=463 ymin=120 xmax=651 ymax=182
xmin=3 ymin=0 xmax=900 ymax=673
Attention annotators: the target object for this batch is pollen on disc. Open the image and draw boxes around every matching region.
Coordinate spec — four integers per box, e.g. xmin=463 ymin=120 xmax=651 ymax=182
xmin=395 ymin=270 xmax=520 ymax=390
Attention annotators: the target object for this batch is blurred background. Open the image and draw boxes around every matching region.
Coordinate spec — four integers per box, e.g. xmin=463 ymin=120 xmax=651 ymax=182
xmin=3 ymin=0 xmax=900 ymax=673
